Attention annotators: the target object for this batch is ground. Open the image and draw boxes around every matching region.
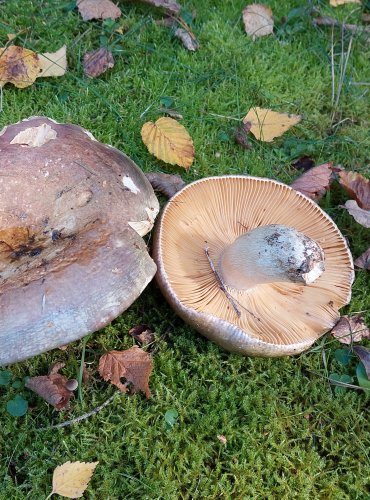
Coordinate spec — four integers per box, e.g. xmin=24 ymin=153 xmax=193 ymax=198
xmin=0 ymin=0 xmax=369 ymax=498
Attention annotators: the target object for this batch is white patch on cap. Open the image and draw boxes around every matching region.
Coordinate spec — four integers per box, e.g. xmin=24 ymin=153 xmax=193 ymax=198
xmin=122 ymin=175 xmax=140 ymax=194
xmin=128 ymin=207 xmax=158 ymax=236
xmin=10 ymin=124 xmax=57 ymax=147
xmin=82 ymin=129 xmax=97 ymax=141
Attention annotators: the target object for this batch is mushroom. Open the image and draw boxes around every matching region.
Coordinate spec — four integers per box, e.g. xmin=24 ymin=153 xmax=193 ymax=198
xmin=153 ymin=176 xmax=354 ymax=356
xmin=0 ymin=117 xmax=159 ymax=364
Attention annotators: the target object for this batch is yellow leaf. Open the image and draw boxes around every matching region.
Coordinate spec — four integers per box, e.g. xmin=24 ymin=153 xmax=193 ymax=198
xmin=330 ymin=0 xmax=361 ymax=6
xmin=243 ymin=107 xmax=302 ymax=142
xmin=141 ymin=117 xmax=194 ymax=169
xmin=47 ymin=461 xmax=98 ymax=499
xmin=38 ymin=45 xmax=67 ymax=78
xmin=0 ymin=46 xmax=40 ymax=88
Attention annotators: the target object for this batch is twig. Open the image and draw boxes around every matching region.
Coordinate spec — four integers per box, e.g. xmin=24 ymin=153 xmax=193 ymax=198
xmin=313 ymin=16 xmax=370 ymax=34
xmin=306 ymin=369 xmax=370 ymax=392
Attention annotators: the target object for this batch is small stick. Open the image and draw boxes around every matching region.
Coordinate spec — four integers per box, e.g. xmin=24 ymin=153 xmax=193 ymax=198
xmin=313 ymin=16 xmax=370 ymax=34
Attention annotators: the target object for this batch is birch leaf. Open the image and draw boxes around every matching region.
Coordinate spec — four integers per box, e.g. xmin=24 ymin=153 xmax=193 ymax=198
xmin=38 ymin=45 xmax=67 ymax=78
xmin=141 ymin=117 xmax=194 ymax=169
xmin=243 ymin=107 xmax=301 ymax=142
xmin=48 ymin=461 xmax=98 ymax=499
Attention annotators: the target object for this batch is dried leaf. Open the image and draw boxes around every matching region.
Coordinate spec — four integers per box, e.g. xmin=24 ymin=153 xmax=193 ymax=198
xmin=25 ymin=362 xmax=75 ymax=410
xmin=331 ymin=315 xmax=370 ymax=344
xmin=49 ymin=461 xmax=98 ymax=499
xmin=292 ymin=156 xmax=315 ymax=172
xmin=146 ymin=171 xmax=186 ymax=198
xmin=343 ymin=200 xmax=370 ymax=228
xmin=129 ymin=324 xmax=155 ymax=345
xmin=99 ymin=346 xmax=153 ymax=398
xmin=83 ymin=47 xmax=114 ymax=78
xmin=291 ymin=162 xmax=334 ymax=201
xmin=234 ymin=121 xmax=252 ymax=150
xmin=330 ymin=0 xmax=361 ymax=6
xmin=353 ymin=346 xmax=370 ymax=378
xmin=141 ymin=117 xmax=194 ymax=169
xmin=139 ymin=0 xmax=181 ymax=14
xmin=339 ymin=170 xmax=369 ymax=210
xmin=242 ymin=4 xmax=274 ymax=40
xmin=38 ymin=45 xmax=67 ymax=78
xmin=243 ymin=107 xmax=301 ymax=142
xmin=159 ymin=107 xmax=183 ymax=119
xmin=174 ymin=28 xmax=199 ymax=51
xmin=77 ymin=0 xmax=121 ymax=21
xmin=354 ymin=247 xmax=370 ymax=270
xmin=0 ymin=45 xmax=40 ymax=88
xmin=217 ymin=435 xmax=227 ymax=445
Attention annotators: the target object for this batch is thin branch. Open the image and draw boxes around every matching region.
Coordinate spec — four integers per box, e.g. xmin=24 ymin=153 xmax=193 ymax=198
xmin=313 ymin=16 xmax=370 ymax=34
xmin=306 ymin=369 xmax=370 ymax=392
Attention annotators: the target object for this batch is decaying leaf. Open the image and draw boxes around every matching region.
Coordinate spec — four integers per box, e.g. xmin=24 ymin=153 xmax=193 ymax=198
xmin=339 ymin=171 xmax=369 ymax=210
xmin=234 ymin=121 xmax=252 ymax=149
xmin=146 ymin=171 xmax=186 ymax=198
xmin=159 ymin=107 xmax=183 ymax=119
xmin=292 ymin=156 xmax=315 ymax=172
xmin=25 ymin=362 xmax=76 ymax=410
xmin=99 ymin=346 xmax=153 ymax=398
xmin=243 ymin=107 xmax=301 ymax=142
xmin=330 ymin=0 xmax=361 ymax=6
xmin=242 ymin=4 xmax=274 ymax=40
xmin=139 ymin=0 xmax=181 ymax=14
xmin=77 ymin=0 xmax=121 ymax=21
xmin=343 ymin=200 xmax=370 ymax=228
xmin=0 ymin=45 xmax=66 ymax=88
xmin=83 ymin=47 xmax=114 ymax=78
xmin=331 ymin=315 xmax=370 ymax=344
xmin=48 ymin=461 xmax=98 ymax=499
xmin=291 ymin=162 xmax=335 ymax=201
xmin=354 ymin=247 xmax=370 ymax=270
xmin=141 ymin=117 xmax=194 ymax=169
xmin=353 ymin=346 xmax=370 ymax=378
xmin=174 ymin=28 xmax=199 ymax=51
xmin=129 ymin=324 xmax=155 ymax=345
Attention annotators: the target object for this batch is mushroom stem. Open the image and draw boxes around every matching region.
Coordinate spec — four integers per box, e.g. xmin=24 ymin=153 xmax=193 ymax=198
xmin=218 ymin=224 xmax=325 ymax=290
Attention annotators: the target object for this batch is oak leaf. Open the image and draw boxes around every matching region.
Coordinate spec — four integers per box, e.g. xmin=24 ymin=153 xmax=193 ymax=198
xmin=354 ymin=247 xmax=370 ymax=270
xmin=331 ymin=315 xmax=370 ymax=344
xmin=343 ymin=200 xmax=370 ymax=228
xmin=83 ymin=47 xmax=114 ymax=78
xmin=99 ymin=346 xmax=153 ymax=398
xmin=47 ymin=461 xmax=98 ymax=499
xmin=339 ymin=171 xmax=369 ymax=210
xmin=141 ymin=117 xmax=194 ymax=169
xmin=77 ymin=0 xmax=121 ymax=21
xmin=243 ymin=107 xmax=301 ymax=142
xmin=242 ymin=4 xmax=274 ymax=40
xmin=291 ymin=162 xmax=335 ymax=201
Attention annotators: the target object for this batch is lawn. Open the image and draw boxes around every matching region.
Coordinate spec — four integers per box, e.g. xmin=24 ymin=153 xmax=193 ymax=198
xmin=0 ymin=0 xmax=369 ymax=498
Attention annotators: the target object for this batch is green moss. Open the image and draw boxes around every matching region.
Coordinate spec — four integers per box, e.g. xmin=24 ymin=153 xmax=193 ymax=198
xmin=0 ymin=0 xmax=369 ymax=498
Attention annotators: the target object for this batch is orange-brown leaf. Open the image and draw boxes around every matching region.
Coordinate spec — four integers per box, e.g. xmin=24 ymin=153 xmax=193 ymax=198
xmin=339 ymin=170 xmax=369 ymax=210
xmin=0 ymin=45 xmax=40 ymax=88
xmin=291 ymin=162 xmax=334 ymax=201
xmin=83 ymin=47 xmax=114 ymax=78
xmin=98 ymin=346 xmax=153 ymax=398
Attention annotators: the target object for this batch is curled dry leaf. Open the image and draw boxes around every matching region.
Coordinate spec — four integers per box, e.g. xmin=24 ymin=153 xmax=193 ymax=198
xmin=242 ymin=4 xmax=274 ymax=40
xmin=129 ymin=324 xmax=155 ymax=345
xmin=77 ymin=0 xmax=121 ymax=21
xmin=48 ymin=461 xmax=99 ymax=499
xmin=234 ymin=121 xmax=252 ymax=150
xmin=83 ymin=47 xmax=114 ymax=78
xmin=330 ymin=0 xmax=361 ymax=6
xmin=354 ymin=247 xmax=370 ymax=270
xmin=174 ymin=28 xmax=199 ymax=51
xmin=343 ymin=200 xmax=370 ymax=228
xmin=339 ymin=171 xmax=369 ymax=210
xmin=99 ymin=346 xmax=153 ymax=398
xmin=353 ymin=346 xmax=370 ymax=378
xmin=146 ymin=171 xmax=186 ymax=198
xmin=25 ymin=362 xmax=75 ymax=410
xmin=331 ymin=315 xmax=370 ymax=344
xmin=141 ymin=117 xmax=194 ymax=169
xmin=291 ymin=162 xmax=335 ymax=201
xmin=159 ymin=107 xmax=183 ymax=119
xmin=292 ymin=156 xmax=315 ymax=172
xmin=243 ymin=107 xmax=301 ymax=142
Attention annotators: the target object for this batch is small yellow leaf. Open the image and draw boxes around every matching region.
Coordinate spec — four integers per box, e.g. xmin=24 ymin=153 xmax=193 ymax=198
xmin=243 ymin=107 xmax=302 ymax=142
xmin=330 ymin=0 xmax=361 ymax=6
xmin=0 ymin=45 xmax=40 ymax=88
xmin=38 ymin=45 xmax=67 ymax=78
xmin=141 ymin=117 xmax=194 ymax=169
xmin=49 ymin=461 xmax=98 ymax=499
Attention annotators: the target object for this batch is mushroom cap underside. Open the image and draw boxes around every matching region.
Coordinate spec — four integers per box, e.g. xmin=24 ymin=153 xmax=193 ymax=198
xmin=0 ymin=117 xmax=159 ymax=364
xmin=153 ymin=176 xmax=354 ymax=356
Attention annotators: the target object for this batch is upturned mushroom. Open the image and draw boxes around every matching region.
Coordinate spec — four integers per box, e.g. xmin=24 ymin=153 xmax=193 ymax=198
xmin=0 ymin=117 xmax=159 ymax=364
xmin=153 ymin=175 xmax=354 ymax=356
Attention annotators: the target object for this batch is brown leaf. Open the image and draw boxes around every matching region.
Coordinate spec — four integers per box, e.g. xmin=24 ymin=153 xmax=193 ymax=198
xmin=331 ymin=315 xmax=370 ymax=344
xmin=234 ymin=122 xmax=252 ymax=150
xmin=242 ymin=4 xmax=274 ymax=40
xmin=50 ymin=461 xmax=98 ymax=499
xmin=83 ymin=47 xmax=114 ymax=78
xmin=0 ymin=45 xmax=40 ymax=88
xmin=77 ymin=0 xmax=121 ymax=21
xmin=354 ymin=247 xmax=370 ymax=270
xmin=291 ymin=162 xmax=335 ymax=201
xmin=343 ymin=200 xmax=370 ymax=228
xmin=25 ymin=362 xmax=75 ymax=410
xmin=139 ymin=0 xmax=181 ymax=14
xmin=129 ymin=324 xmax=155 ymax=345
xmin=146 ymin=172 xmax=186 ymax=198
xmin=292 ymin=156 xmax=315 ymax=172
xmin=99 ymin=346 xmax=153 ymax=398
xmin=174 ymin=28 xmax=199 ymax=51
xmin=353 ymin=346 xmax=370 ymax=378
xmin=339 ymin=171 xmax=369 ymax=210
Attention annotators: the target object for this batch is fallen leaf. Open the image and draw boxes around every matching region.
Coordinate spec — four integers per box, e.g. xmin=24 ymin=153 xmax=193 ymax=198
xmin=234 ymin=121 xmax=252 ymax=149
xmin=292 ymin=156 xmax=315 ymax=172
xmin=343 ymin=200 xmax=370 ymax=228
xmin=83 ymin=47 xmax=114 ymax=78
xmin=38 ymin=45 xmax=67 ymax=78
xmin=7 ymin=33 xmax=16 ymax=41
xmin=48 ymin=461 xmax=98 ymax=499
xmin=139 ymin=0 xmax=181 ymax=14
xmin=99 ymin=346 xmax=153 ymax=398
xmin=242 ymin=4 xmax=274 ymax=40
xmin=217 ymin=435 xmax=227 ymax=445
xmin=25 ymin=362 xmax=75 ymax=410
xmin=353 ymin=346 xmax=370 ymax=378
xmin=331 ymin=315 xmax=370 ymax=344
xmin=354 ymin=247 xmax=370 ymax=270
xmin=330 ymin=0 xmax=361 ymax=6
xmin=128 ymin=324 xmax=155 ymax=345
xmin=77 ymin=0 xmax=121 ymax=21
xmin=243 ymin=107 xmax=301 ymax=142
xmin=174 ymin=28 xmax=199 ymax=51
xmin=146 ymin=171 xmax=186 ymax=198
xmin=159 ymin=107 xmax=183 ymax=119
xmin=141 ymin=117 xmax=194 ymax=169
xmin=291 ymin=162 xmax=334 ymax=200
xmin=339 ymin=170 xmax=369 ymax=210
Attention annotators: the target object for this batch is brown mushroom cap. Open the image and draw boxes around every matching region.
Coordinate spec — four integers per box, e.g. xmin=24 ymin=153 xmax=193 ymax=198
xmin=0 ymin=117 xmax=159 ymax=364
xmin=153 ymin=176 xmax=354 ymax=357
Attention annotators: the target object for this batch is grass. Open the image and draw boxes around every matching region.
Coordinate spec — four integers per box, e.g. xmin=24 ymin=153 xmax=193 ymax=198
xmin=0 ymin=0 xmax=369 ymax=498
